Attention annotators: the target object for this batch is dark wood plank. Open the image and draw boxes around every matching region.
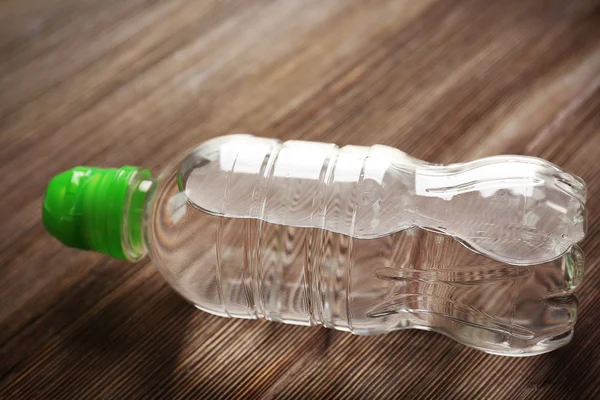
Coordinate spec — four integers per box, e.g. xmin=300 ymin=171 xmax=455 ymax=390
xmin=1 ymin=0 xmax=600 ymax=398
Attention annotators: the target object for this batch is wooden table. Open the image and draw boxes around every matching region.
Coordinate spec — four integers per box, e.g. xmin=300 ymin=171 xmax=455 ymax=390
xmin=2 ymin=1 xmax=600 ymax=398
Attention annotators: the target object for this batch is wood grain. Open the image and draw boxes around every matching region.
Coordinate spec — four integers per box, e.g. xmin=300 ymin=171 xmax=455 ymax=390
xmin=1 ymin=0 xmax=600 ymax=398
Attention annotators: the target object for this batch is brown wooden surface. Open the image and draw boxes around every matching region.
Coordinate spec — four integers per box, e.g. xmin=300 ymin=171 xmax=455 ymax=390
xmin=1 ymin=1 xmax=600 ymax=399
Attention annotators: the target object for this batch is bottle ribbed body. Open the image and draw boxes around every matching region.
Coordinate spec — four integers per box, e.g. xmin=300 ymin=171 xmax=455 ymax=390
xmin=145 ymin=135 xmax=585 ymax=356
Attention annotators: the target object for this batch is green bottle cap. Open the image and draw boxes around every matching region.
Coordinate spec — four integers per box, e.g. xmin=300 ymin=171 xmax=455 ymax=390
xmin=43 ymin=166 xmax=151 ymax=260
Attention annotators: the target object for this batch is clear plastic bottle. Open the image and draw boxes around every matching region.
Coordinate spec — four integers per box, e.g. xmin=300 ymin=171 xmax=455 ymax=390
xmin=43 ymin=134 xmax=587 ymax=356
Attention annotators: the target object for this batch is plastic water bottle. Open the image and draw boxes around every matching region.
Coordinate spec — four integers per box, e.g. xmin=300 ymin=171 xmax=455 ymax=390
xmin=43 ymin=134 xmax=586 ymax=356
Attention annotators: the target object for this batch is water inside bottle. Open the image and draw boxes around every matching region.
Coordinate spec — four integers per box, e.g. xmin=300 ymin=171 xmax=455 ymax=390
xmin=156 ymin=188 xmax=582 ymax=355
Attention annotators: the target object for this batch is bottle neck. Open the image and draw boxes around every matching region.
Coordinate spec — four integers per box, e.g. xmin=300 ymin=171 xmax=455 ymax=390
xmin=121 ymin=175 xmax=154 ymax=262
